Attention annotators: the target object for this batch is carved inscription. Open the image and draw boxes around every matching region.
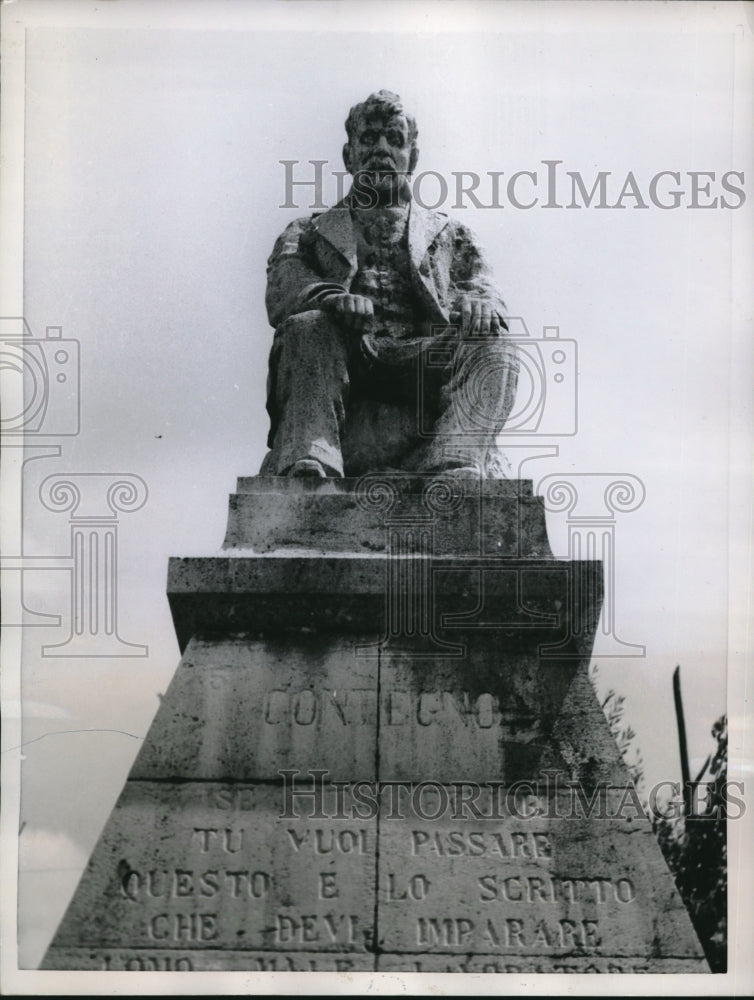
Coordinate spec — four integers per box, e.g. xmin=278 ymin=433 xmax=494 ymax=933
xmin=90 ymin=950 xmax=371 ymax=971
xmin=416 ymin=915 xmax=601 ymax=949
xmin=263 ymin=689 xmax=375 ymax=725
xmin=59 ymin=775 xmax=669 ymax=963
xmin=274 ymin=913 xmax=363 ymax=946
xmin=113 ymin=816 xmax=372 ymax=950
xmin=148 ymin=913 xmax=219 ymax=943
xmin=101 ymin=953 xmax=195 ymax=971
xmin=83 ymin=783 xmax=375 ymax=952
xmin=272 ymin=825 xmax=372 ymax=941
xmin=286 ymin=827 xmax=370 ymax=854
xmin=121 ymin=868 xmax=272 ymax=901
xmin=478 ymin=874 xmax=635 ymax=904
xmin=386 ymin=956 xmax=661 ymax=973
xmin=411 ymin=828 xmax=553 ymax=858
xmin=233 ymin=954 xmax=368 ymax=971
xmin=192 ymin=826 xmax=245 ymax=852
xmin=380 ymin=807 xmax=647 ymax=956
xmin=383 ymin=691 xmax=501 ymax=728
xmin=262 ymin=689 xmax=523 ymax=729
xmin=386 ymin=874 xmax=431 ymax=901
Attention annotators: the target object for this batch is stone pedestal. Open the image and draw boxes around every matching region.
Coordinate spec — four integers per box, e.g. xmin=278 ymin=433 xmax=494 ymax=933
xmin=41 ymin=476 xmax=707 ymax=973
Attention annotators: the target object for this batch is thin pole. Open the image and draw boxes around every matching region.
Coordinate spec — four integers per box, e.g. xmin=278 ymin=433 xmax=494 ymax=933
xmin=672 ymin=665 xmax=692 ymax=817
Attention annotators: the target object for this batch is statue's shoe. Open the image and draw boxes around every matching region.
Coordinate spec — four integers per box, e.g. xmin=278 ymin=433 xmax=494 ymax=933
xmin=415 ymin=462 xmax=482 ymax=480
xmin=287 ymin=459 xmax=328 ymax=478
xmin=432 ymin=465 xmax=481 ymax=480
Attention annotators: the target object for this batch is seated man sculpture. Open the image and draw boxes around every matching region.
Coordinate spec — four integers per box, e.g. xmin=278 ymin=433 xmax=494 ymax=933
xmin=259 ymin=90 xmax=520 ymax=479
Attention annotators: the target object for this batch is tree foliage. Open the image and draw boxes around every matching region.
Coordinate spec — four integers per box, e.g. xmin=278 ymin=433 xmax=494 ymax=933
xmin=652 ymin=715 xmax=727 ymax=972
xmin=590 ymin=664 xmax=727 ymax=972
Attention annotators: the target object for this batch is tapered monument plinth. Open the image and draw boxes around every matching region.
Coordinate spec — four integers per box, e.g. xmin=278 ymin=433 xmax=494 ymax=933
xmin=41 ymin=476 xmax=708 ymax=972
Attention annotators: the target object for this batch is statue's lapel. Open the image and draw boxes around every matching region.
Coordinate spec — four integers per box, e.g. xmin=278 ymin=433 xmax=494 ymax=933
xmin=408 ymin=202 xmax=449 ymax=272
xmin=312 ymin=200 xmax=450 ymax=313
xmin=409 ymin=202 xmax=450 ymax=318
xmin=312 ymin=205 xmax=357 ymax=274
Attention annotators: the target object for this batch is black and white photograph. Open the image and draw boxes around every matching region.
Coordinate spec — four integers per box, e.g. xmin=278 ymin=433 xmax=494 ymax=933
xmin=1 ymin=0 xmax=752 ymax=994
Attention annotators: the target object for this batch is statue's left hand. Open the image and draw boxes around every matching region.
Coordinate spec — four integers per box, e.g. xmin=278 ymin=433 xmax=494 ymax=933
xmin=451 ymin=297 xmax=504 ymax=337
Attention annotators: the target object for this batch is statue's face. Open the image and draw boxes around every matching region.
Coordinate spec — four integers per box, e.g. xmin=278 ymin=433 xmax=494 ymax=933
xmin=345 ymin=111 xmax=415 ymax=197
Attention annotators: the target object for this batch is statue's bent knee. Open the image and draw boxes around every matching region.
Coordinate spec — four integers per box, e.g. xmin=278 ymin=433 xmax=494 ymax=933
xmin=276 ymin=309 xmax=334 ymax=339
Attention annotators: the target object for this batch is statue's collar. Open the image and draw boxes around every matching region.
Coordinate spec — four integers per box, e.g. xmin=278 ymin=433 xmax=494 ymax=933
xmin=312 ymin=198 xmax=449 ymax=269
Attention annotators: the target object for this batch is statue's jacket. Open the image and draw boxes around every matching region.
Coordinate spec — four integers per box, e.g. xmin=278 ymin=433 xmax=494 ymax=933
xmin=265 ymin=198 xmax=507 ymax=332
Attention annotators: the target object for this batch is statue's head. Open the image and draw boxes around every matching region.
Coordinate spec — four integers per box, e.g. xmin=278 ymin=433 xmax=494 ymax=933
xmin=343 ymin=90 xmax=419 ymax=205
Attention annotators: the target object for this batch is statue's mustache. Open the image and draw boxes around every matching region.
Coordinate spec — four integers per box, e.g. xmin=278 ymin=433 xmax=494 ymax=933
xmin=364 ymin=157 xmax=397 ymax=170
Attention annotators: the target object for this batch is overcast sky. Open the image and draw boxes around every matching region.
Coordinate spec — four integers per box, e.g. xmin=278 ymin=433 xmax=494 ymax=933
xmin=2 ymin=0 xmax=753 ymax=980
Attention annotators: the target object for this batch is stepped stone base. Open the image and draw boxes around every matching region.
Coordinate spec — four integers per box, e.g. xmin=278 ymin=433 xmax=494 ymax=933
xmin=40 ymin=477 xmax=708 ymax=973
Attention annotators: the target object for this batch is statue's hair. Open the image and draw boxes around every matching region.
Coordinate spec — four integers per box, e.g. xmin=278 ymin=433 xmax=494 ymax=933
xmin=345 ymin=90 xmax=418 ymax=147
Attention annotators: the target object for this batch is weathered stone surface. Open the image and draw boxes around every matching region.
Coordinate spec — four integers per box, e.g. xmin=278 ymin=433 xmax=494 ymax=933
xmin=376 ymin=954 xmax=710 ymax=973
xmin=42 ymin=948 xmax=375 ymax=971
xmin=166 ymin=556 xmax=600 ymax=655
xmin=41 ymin=477 xmax=708 ymax=973
xmin=41 ymin=947 xmax=709 ymax=974
xmin=42 ymin=782 xmax=376 ymax=957
xmin=131 ymin=635 xmax=378 ymax=781
xmin=377 ymin=646 xmax=581 ymax=783
xmin=540 ymin=660 xmax=628 ymax=784
xmin=131 ymin=638 xmax=613 ymax=787
xmin=224 ymin=477 xmax=552 ymax=558
xmin=377 ymin=788 xmax=702 ymax=959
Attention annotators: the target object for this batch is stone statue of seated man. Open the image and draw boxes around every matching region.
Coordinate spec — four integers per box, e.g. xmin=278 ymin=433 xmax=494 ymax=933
xmin=259 ymin=90 xmax=520 ymax=479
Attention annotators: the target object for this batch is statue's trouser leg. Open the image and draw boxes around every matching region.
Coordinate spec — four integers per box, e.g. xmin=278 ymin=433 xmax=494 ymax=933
xmin=266 ymin=310 xmax=352 ymax=476
xmin=405 ymin=331 xmax=521 ymax=473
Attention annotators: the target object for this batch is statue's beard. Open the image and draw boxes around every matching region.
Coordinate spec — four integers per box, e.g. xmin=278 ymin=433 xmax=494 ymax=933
xmin=350 ymin=170 xmax=411 ymax=208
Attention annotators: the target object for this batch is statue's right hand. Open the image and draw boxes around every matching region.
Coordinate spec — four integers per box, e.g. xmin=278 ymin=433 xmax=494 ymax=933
xmin=326 ymin=293 xmax=374 ymax=332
